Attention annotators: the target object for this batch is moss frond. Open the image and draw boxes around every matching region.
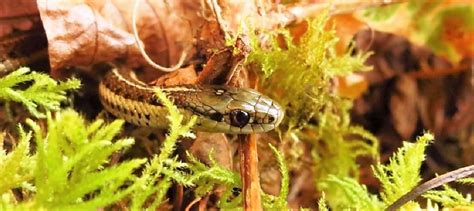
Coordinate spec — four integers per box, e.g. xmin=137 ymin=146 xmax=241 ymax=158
xmin=319 ymin=175 xmax=383 ymax=210
xmin=423 ymin=184 xmax=472 ymax=207
xmin=0 ymin=67 xmax=80 ymax=118
xmin=262 ymin=144 xmax=289 ymax=209
xmin=373 ymin=132 xmax=434 ymax=207
xmin=129 ymin=88 xmax=197 ymax=210
xmin=247 ymin=13 xmax=378 ymax=208
xmin=458 ymin=178 xmax=474 ymax=184
xmin=186 ymin=152 xmax=241 ymax=197
xmin=182 ymin=152 xmax=242 ymax=209
xmin=248 ymin=15 xmax=371 ymax=130
xmin=317 ymin=193 xmax=329 ymax=211
xmin=0 ymin=126 xmax=35 ymax=194
xmin=0 ymin=109 xmax=147 ymax=209
xmin=311 ymin=106 xmax=378 ymax=207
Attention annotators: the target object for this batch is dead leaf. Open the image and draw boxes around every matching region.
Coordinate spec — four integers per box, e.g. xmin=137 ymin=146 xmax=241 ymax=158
xmin=36 ymin=0 xmax=200 ymax=76
xmin=416 ymin=78 xmax=448 ymax=136
xmin=390 ymin=74 xmax=418 ymax=139
xmin=189 ymin=132 xmax=233 ymax=169
xmin=0 ymin=0 xmax=39 ymax=36
xmin=150 ymin=65 xmax=197 ymax=86
xmin=196 ymin=48 xmax=233 ymax=85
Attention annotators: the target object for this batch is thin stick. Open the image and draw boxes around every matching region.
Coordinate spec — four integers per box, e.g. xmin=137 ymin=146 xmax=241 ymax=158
xmin=185 ymin=196 xmax=201 ymax=211
xmin=386 ymin=165 xmax=474 ymax=211
xmin=239 ymin=134 xmax=262 ymax=211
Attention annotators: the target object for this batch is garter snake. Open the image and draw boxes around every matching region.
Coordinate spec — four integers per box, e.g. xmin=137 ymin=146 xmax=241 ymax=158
xmin=99 ymin=68 xmax=284 ymax=134
xmin=1 ymin=32 xmax=284 ymax=134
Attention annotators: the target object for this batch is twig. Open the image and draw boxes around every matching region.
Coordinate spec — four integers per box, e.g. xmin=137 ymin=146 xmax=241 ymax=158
xmin=239 ymin=134 xmax=262 ymax=211
xmin=185 ymin=196 xmax=201 ymax=211
xmin=386 ymin=165 xmax=474 ymax=211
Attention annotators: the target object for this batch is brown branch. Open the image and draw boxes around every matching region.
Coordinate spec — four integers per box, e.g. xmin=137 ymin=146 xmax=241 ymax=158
xmin=239 ymin=134 xmax=262 ymax=211
xmin=386 ymin=165 xmax=474 ymax=211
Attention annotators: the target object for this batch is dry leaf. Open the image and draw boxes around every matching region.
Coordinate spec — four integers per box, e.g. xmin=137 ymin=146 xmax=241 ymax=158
xmin=150 ymin=65 xmax=198 ymax=86
xmin=390 ymin=74 xmax=418 ymax=139
xmin=0 ymin=0 xmax=39 ymax=36
xmin=189 ymin=132 xmax=233 ymax=169
xmin=37 ymin=0 xmax=200 ymax=76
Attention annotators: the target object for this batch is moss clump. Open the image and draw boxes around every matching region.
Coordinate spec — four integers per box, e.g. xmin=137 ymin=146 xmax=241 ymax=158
xmin=247 ymin=14 xmax=378 ymax=207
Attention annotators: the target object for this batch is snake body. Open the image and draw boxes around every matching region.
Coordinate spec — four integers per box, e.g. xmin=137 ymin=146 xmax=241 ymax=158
xmin=99 ymin=68 xmax=284 ymax=134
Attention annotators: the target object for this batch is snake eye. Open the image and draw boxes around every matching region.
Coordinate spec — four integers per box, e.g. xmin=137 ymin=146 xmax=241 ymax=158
xmin=230 ymin=110 xmax=250 ymax=128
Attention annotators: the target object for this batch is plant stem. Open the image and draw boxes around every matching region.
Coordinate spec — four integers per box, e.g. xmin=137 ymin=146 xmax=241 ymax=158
xmin=386 ymin=165 xmax=474 ymax=211
xmin=239 ymin=134 xmax=262 ymax=211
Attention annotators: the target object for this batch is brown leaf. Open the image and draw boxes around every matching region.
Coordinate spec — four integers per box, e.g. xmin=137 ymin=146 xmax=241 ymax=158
xmin=150 ymin=65 xmax=197 ymax=86
xmin=37 ymin=0 xmax=199 ymax=76
xmin=189 ymin=132 xmax=233 ymax=169
xmin=196 ymin=48 xmax=233 ymax=85
xmin=0 ymin=0 xmax=39 ymax=36
xmin=416 ymin=78 xmax=449 ymax=136
xmin=390 ymin=75 xmax=418 ymax=139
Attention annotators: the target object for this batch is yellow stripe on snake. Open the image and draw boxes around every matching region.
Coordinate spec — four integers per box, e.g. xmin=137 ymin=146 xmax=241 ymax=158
xmin=99 ymin=68 xmax=284 ymax=134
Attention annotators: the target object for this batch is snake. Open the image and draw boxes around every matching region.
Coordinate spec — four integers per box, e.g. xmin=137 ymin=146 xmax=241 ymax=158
xmin=1 ymin=33 xmax=284 ymax=134
xmin=99 ymin=68 xmax=284 ymax=134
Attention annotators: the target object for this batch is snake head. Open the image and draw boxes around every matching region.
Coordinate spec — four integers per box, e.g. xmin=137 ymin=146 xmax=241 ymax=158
xmin=191 ymin=86 xmax=284 ymax=134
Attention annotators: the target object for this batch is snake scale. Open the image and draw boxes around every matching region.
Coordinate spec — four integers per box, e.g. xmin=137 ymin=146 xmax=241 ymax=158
xmin=99 ymin=68 xmax=284 ymax=134
xmin=1 ymin=32 xmax=284 ymax=134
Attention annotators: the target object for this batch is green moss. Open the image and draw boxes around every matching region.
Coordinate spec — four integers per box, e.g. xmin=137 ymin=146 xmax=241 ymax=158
xmin=318 ymin=132 xmax=473 ymax=209
xmin=261 ymin=144 xmax=289 ymax=209
xmin=374 ymin=133 xmax=434 ymax=206
xmin=319 ymin=175 xmax=383 ymax=210
xmin=129 ymin=88 xmax=197 ymax=210
xmin=0 ymin=110 xmax=145 ymax=209
xmin=0 ymin=67 xmax=80 ymax=118
xmin=0 ymin=126 xmax=35 ymax=194
xmin=247 ymin=13 xmax=378 ymax=207
xmin=185 ymin=152 xmax=242 ymax=209
xmin=248 ymin=14 xmax=371 ymax=132
xmin=423 ymin=184 xmax=472 ymax=207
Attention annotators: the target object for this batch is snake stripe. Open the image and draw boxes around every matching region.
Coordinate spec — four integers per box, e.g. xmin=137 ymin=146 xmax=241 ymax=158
xmin=99 ymin=68 xmax=284 ymax=134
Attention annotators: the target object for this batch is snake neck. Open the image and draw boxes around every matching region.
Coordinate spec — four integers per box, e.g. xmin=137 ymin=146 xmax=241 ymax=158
xmin=99 ymin=68 xmax=196 ymax=128
xmin=100 ymin=68 xmax=199 ymax=107
xmin=99 ymin=68 xmax=284 ymax=133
